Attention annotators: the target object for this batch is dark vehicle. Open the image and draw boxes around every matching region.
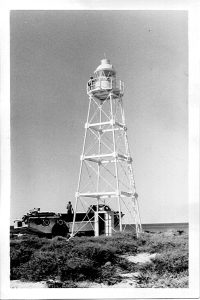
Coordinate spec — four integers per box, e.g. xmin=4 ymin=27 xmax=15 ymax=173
xmin=13 ymin=205 xmax=124 ymax=238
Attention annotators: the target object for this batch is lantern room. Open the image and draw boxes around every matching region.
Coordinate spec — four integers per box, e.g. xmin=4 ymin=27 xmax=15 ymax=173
xmin=95 ymin=58 xmax=116 ymax=78
xmin=87 ymin=58 xmax=124 ymax=100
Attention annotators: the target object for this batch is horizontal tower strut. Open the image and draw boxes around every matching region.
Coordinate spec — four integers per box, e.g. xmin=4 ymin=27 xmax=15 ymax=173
xmin=81 ymin=153 xmax=132 ymax=163
xmin=85 ymin=120 xmax=127 ymax=130
xmin=89 ymin=127 xmax=124 ymax=133
xmin=85 ymin=121 xmax=111 ymax=128
xmin=76 ymin=191 xmax=134 ymax=198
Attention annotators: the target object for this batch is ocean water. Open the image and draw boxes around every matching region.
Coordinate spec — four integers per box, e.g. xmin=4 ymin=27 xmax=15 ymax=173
xmin=123 ymin=222 xmax=189 ymax=233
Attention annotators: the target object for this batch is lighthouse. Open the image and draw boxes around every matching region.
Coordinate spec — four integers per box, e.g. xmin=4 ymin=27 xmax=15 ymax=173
xmin=72 ymin=58 xmax=142 ymax=237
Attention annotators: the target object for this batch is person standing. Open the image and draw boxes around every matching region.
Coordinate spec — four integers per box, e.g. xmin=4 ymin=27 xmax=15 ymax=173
xmin=66 ymin=201 xmax=74 ymax=215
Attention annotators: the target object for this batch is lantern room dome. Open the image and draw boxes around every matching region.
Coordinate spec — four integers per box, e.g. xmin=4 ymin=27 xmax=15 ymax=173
xmin=87 ymin=58 xmax=124 ymax=100
xmin=94 ymin=59 xmax=116 ymax=75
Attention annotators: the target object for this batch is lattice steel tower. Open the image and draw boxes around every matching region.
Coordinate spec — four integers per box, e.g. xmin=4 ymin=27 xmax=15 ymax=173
xmin=72 ymin=59 xmax=142 ymax=237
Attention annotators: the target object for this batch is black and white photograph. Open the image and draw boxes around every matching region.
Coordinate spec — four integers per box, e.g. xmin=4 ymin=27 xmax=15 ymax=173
xmin=0 ymin=1 xmax=199 ymax=299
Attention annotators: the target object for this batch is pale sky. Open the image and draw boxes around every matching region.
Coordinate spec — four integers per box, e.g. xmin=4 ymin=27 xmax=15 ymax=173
xmin=11 ymin=10 xmax=188 ymax=224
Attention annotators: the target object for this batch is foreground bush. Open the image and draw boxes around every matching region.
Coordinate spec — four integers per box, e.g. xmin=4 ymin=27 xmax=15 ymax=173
xmin=10 ymin=231 xmax=189 ymax=287
xmin=10 ymin=236 xmax=49 ymax=279
xmin=137 ymin=231 xmax=188 ymax=254
xmin=12 ymin=251 xmax=58 ymax=281
xmin=135 ymin=270 xmax=189 ymax=288
xmin=10 ymin=235 xmax=119 ymax=282
xmin=135 ymin=247 xmax=189 ymax=288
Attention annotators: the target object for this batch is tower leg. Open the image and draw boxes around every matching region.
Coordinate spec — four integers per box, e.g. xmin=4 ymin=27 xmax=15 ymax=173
xmin=119 ymin=97 xmax=142 ymax=236
xmin=94 ymin=211 xmax=99 ymax=236
xmin=71 ymin=97 xmax=92 ymax=237
xmin=110 ymin=94 xmax=122 ymax=232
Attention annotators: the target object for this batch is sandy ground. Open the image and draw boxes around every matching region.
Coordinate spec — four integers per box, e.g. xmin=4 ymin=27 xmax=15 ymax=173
xmin=10 ymin=280 xmax=48 ymax=288
xmin=77 ymin=272 xmax=139 ymax=288
xmin=10 ymin=252 xmax=156 ymax=288
xmin=122 ymin=252 xmax=157 ymax=264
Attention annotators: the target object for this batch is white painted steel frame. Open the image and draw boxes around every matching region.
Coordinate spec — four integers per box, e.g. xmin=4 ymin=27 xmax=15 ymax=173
xmin=71 ymin=88 xmax=142 ymax=238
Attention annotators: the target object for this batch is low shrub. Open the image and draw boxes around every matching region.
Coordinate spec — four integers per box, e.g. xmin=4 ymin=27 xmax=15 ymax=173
xmin=114 ymin=255 xmax=138 ymax=273
xmin=69 ymin=242 xmax=117 ymax=264
xmin=11 ymin=250 xmax=58 ymax=281
xmin=137 ymin=232 xmax=188 ymax=254
xmin=135 ymin=248 xmax=189 ymax=288
xmin=136 ymin=270 xmax=189 ymax=288
xmin=105 ymin=239 xmax=138 ymax=255
xmin=10 ymin=231 xmax=189 ymax=288
xmin=10 ymin=246 xmax=33 ymax=268
xmin=59 ymin=257 xmax=98 ymax=281
xmin=10 ymin=236 xmax=50 ymax=279
xmin=152 ymin=250 xmax=188 ymax=274
xmin=99 ymin=265 xmax=121 ymax=285
xmin=13 ymin=235 xmax=48 ymax=249
xmin=137 ymin=249 xmax=188 ymax=275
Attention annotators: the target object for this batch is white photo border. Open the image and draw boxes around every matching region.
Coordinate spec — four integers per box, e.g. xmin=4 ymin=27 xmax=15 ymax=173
xmin=0 ymin=0 xmax=199 ymax=299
